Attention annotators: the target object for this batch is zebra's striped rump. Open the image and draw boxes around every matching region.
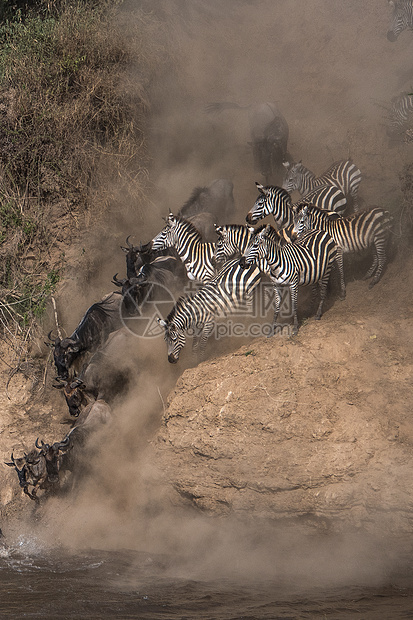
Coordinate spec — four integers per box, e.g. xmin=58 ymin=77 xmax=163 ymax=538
xmin=282 ymin=159 xmax=361 ymax=212
xmin=241 ymin=225 xmax=338 ymax=334
xmin=150 ymin=213 xmax=216 ymax=283
xmin=387 ymin=92 xmax=413 ymax=138
xmin=292 ymin=204 xmax=393 ymax=287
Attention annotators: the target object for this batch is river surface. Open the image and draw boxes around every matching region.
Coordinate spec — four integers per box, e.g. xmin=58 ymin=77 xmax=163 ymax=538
xmin=1 ymin=539 xmax=413 ymax=619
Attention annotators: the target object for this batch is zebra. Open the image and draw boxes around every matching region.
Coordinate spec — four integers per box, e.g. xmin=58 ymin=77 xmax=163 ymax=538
xmin=240 ymin=225 xmax=339 ymax=335
xmin=387 ymin=0 xmax=413 ymax=41
xmin=292 ymin=204 xmax=393 ymax=288
xmin=149 ymin=213 xmax=216 ymax=283
xmin=282 ymin=159 xmax=362 ymax=212
xmin=387 ymin=92 xmax=413 ymax=139
xmin=157 ymin=258 xmax=262 ymax=363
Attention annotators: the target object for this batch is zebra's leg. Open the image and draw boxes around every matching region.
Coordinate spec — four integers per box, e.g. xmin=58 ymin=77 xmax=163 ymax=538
xmin=272 ymin=285 xmax=282 ymax=331
xmin=198 ymin=321 xmax=214 ymax=361
xmin=366 ymin=239 xmax=387 ymax=287
xmin=191 ymin=324 xmax=203 ymax=357
xmin=362 ymin=254 xmax=378 ymax=282
xmin=315 ymin=273 xmax=330 ymax=321
xmin=290 ymin=281 xmax=299 ymax=335
xmin=335 ymin=246 xmax=346 ymax=300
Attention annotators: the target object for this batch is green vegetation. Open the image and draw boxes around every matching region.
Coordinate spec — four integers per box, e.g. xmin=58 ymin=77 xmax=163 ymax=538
xmin=0 ymin=0 xmax=167 ymax=346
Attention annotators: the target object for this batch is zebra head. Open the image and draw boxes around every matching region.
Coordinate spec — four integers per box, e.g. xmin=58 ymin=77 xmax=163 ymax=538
xmin=240 ymin=224 xmax=275 ymax=268
xmin=246 ymin=182 xmax=293 ymax=228
xmin=281 ymin=161 xmax=305 ymax=193
xmin=214 ymin=224 xmax=246 ymax=263
xmin=157 ymin=318 xmax=185 ymax=364
xmin=387 ymin=0 xmax=413 ymax=41
xmin=151 ymin=212 xmax=178 ymax=251
xmin=292 ymin=205 xmax=312 ymax=236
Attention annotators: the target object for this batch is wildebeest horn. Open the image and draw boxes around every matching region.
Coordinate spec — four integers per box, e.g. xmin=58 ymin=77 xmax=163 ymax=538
xmin=57 ymin=436 xmax=71 ymax=451
xmin=47 ymin=330 xmax=60 ymax=345
xmin=126 ymin=235 xmax=133 ymax=249
xmin=35 ymin=438 xmax=47 ymax=450
xmin=4 ymin=453 xmax=16 ymax=466
xmin=112 ymin=273 xmax=125 ymax=287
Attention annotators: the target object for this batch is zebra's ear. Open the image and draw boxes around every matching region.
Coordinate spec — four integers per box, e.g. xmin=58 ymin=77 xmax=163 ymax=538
xmin=248 ymin=226 xmax=255 ymax=234
xmin=282 ymin=161 xmax=290 ymax=169
xmin=157 ymin=318 xmax=167 ymax=328
xmin=255 ymin=182 xmax=266 ymax=194
xmin=214 ymin=224 xmax=223 ymax=234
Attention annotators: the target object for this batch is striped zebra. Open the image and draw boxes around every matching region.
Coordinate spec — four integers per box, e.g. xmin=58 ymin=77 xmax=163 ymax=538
xmin=157 ymin=258 xmax=262 ymax=363
xmin=292 ymin=204 xmax=393 ymax=288
xmin=240 ymin=226 xmax=339 ymax=335
xmin=387 ymin=92 xmax=413 ymax=138
xmin=387 ymin=0 xmax=413 ymax=41
xmin=149 ymin=213 xmax=216 ymax=283
xmin=282 ymin=159 xmax=362 ymax=212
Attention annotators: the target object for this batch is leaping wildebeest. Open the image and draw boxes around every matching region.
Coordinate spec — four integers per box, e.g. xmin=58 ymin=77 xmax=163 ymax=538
xmin=48 ymin=292 xmax=124 ymax=380
xmin=4 ymin=440 xmax=69 ymax=502
xmin=205 ymin=102 xmax=290 ymax=184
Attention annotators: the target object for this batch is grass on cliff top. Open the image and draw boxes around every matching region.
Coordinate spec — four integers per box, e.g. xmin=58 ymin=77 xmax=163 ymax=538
xmin=0 ymin=0 xmax=168 ymax=360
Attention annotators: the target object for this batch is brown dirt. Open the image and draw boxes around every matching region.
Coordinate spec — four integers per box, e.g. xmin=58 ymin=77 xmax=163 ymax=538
xmin=151 ymin=250 xmax=413 ymax=536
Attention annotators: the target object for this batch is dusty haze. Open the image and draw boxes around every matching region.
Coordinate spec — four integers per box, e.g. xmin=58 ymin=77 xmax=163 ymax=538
xmin=2 ymin=0 xmax=413 ymax=593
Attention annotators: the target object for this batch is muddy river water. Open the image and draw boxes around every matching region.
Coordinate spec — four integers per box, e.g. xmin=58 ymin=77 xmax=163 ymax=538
xmin=1 ymin=539 xmax=413 ymax=619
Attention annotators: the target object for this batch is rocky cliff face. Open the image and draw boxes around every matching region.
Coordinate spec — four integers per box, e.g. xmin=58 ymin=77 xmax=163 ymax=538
xmin=151 ymin=253 xmax=413 ymax=536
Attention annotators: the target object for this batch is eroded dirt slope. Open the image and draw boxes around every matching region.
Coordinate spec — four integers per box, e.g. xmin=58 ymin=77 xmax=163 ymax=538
xmin=151 ymin=251 xmax=413 ymax=536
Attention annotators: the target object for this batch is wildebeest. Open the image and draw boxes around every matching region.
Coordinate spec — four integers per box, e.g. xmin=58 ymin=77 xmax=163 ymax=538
xmin=112 ymin=253 xmax=181 ymax=316
xmin=58 ymin=328 xmax=133 ymax=417
xmin=177 ymin=178 xmax=236 ymax=238
xmin=58 ymin=398 xmax=112 ymax=449
xmin=4 ymin=442 xmax=67 ymax=502
xmin=205 ymin=102 xmax=290 ymax=184
xmin=48 ymin=292 xmax=124 ymax=380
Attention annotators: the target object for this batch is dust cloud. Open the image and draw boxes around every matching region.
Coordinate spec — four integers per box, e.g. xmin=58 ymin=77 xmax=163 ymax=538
xmin=18 ymin=0 xmax=413 ymax=591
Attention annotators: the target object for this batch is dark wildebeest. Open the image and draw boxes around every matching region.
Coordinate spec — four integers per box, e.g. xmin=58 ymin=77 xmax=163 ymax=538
xmin=205 ymin=102 xmax=290 ymax=185
xmin=177 ymin=178 xmax=236 ymax=239
xmin=58 ymin=328 xmax=133 ymax=417
xmin=4 ymin=441 xmax=67 ymax=502
xmin=48 ymin=292 xmax=124 ymax=380
xmin=5 ymin=400 xmax=112 ymax=501
xmin=113 ymin=250 xmax=182 ymax=315
xmin=58 ymin=399 xmax=112 ymax=448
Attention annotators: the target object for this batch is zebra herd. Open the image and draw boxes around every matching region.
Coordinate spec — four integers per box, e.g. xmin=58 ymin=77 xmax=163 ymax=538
xmin=147 ymin=160 xmax=393 ymax=364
